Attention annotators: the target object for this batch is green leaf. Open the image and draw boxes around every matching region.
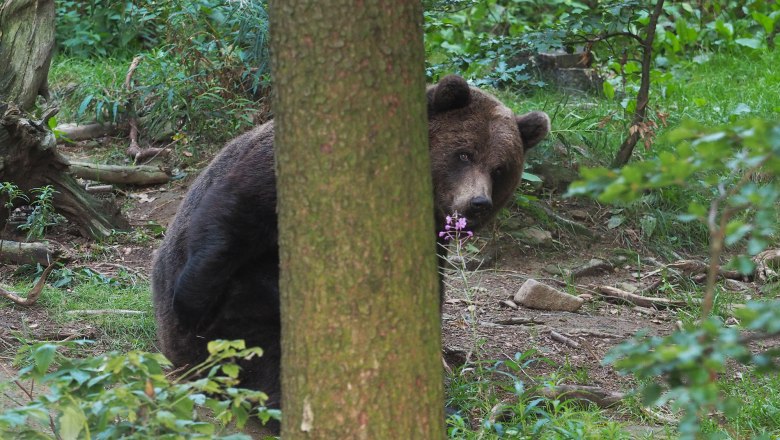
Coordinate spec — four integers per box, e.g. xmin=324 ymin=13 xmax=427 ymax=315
xmin=602 ymin=80 xmax=615 ymax=99
xmin=59 ymin=405 xmax=86 ymax=440
xmin=735 ymin=38 xmax=762 ymax=49
xmin=607 ymin=215 xmax=624 ymax=229
xmin=33 ymin=344 xmax=57 ymax=374
xmin=222 ymin=363 xmax=239 ymax=378
xmin=77 ymin=95 xmax=94 ymax=118
xmin=521 ymin=171 xmax=542 ymax=183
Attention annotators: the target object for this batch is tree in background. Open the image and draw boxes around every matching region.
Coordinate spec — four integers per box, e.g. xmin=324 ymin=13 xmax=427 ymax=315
xmin=0 ymin=0 xmax=128 ymax=239
xmin=269 ymin=0 xmax=444 ymax=438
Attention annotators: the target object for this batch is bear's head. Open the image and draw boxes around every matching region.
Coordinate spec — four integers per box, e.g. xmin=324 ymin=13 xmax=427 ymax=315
xmin=427 ymin=74 xmax=550 ymax=231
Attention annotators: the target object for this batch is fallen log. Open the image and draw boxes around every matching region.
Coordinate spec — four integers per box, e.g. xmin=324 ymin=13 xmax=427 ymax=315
xmin=0 ymin=262 xmax=56 ymax=306
xmin=596 ymin=285 xmax=689 ymax=308
xmin=55 ymin=122 xmax=124 ymax=142
xmin=0 ymin=239 xmax=60 ymax=265
xmin=538 ymin=384 xmax=625 ymax=408
xmin=69 ymin=160 xmax=171 ymax=185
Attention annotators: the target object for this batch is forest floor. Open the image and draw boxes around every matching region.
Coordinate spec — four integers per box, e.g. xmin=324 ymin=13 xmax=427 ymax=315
xmin=0 ymin=141 xmax=771 ymax=437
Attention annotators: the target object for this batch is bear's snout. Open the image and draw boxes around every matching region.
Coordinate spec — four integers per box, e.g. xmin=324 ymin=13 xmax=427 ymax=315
xmin=469 ymin=195 xmax=493 ymax=213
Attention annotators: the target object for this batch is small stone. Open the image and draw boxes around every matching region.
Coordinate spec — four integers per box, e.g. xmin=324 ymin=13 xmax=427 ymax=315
xmin=543 ymin=264 xmax=569 ymax=276
xmin=499 ymin=299 xmax=518 ymax=309
xmin=513 ymin=279 xmax=584 ymax=312
xmin=517 ymin=227 xmax=553 ymax=246
xmin=570 ymin=209 xmax=589 ymax=221
xmin=616 ymin=282 xmax=638 ymax=293
xmin=578 ymin=293 xmax=593 ymax=301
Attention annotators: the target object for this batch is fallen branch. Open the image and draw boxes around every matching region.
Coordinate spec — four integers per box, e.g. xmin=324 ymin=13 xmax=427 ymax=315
xmin=642 ymin=259 xmax=743 ymax=280
xmin=549 ymin=330 xmax=580 ymax=348
xmin=538 ymin=384 xmax=625 ymax=408
xmin=595 ymin=285 xmax=689 ymax=308
xmin=0 ymin=239 xmax=60 ymax=265
xmin=0 ymin=262 xmax=56 ymax=306
xmin=55 ymin=122 xmax=124 ymax=142
xmin=65 ymin=309 xmax=144 ymax=316
xmin=69 ymin=160 xmax=171 ymax=185
xmin=123 ymin=56 xmax=171 ymax=164
xmin=494 ymin=317 xmax=545 ymax=326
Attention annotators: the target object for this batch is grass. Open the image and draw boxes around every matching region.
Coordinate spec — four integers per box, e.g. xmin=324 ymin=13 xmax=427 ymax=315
xmin=5 ymin=265 xmax=156 ymax=354
xmin=705 ymin=372 xmax=780 ymax=438
xmin=445 ymin=353 xmax=655 ymax=439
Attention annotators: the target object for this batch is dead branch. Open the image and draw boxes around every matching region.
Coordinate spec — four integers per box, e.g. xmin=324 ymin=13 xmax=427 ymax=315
xmin=538 ymin=384 xmax=625 ymax=408
xmin=65 ymin=309 xmax=144 ymax=316
xmin=595 ymin=285 xmax=689 ymax=308
xmin=0 ymin=239 xmax=61 ymax=265
xmin=122 ymin=56 xmax=170 ymax=164
xmin=69 ymin=160 xmax=171 ymax=185
xmin=494 ymin=317 xmax=545 ymax=326
xmin=549 ymin=330 xmax=580 ymax=348
xmin=55 ymin=122 xmax=124 ymax=142
xmin=0 ymin=262 xmax=56 ymax=306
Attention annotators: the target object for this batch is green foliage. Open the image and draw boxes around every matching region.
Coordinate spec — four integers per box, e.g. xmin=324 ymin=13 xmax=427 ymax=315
xmin=52 ymin=0 xmax=271 ymax=141
xmin=604 ymin=302 xmax=780 ymax=438
xmin=446 ymin=350 xmax=636 ymax=439
xmin=569 ymin=119 xmax=780 ymax=268
xmin=56 ymin=0 xmax=164 ymax=57
xmin=571 ymin=118 xmax=780 ymax=436
xmin=0 ymin=183 xmax=62 ymax=240
xmin=0 ymin=339 xmax=279 ymax=439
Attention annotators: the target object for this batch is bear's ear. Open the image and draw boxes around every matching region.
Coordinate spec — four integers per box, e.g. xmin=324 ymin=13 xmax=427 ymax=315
xmin=427 ymin=74 xmax=471 ymax=114
xmin=516 ymin=111 xmax=550 ymax=151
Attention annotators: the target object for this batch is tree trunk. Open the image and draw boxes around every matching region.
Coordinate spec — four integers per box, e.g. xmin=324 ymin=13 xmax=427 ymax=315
xmin=0 ymin=104 xmax=129 ymax=239
xmin=611 ymin=0 xmax=665 ymax=168
xmin=0 ymin=0 xmax=129 ymax=240
xmin=270 ymin=1 xmax=444 ymax=438
xmin=0 ymin=0 xmax=55 ymax=109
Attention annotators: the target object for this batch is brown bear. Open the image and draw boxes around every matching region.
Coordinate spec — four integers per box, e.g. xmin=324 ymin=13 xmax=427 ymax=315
xmin=151 ymin=74 xmax=549 ymax=415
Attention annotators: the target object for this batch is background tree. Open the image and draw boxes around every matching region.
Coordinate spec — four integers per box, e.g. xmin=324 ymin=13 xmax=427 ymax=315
xmin=269 ymin=0 xmax=444 ymax=438
xmin=0 ymin=0 xmax=128 ymax=239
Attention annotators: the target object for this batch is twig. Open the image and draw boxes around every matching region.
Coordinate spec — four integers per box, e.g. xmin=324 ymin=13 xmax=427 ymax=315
xmin=596 ymin=285 xmax=689 ymax=309
xmin=65 ymin=309 xmax=145 ymax=316
xmin=550 ymin=330 xmax=580 ymax=349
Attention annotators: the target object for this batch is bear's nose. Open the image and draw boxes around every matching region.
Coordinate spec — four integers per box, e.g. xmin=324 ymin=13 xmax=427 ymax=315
xmin=470 ymin=196 xmax=492 ymax=212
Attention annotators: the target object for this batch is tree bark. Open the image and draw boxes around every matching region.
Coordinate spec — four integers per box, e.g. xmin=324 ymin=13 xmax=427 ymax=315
xmin=0 ymin=0 xmax=55 ymax=109
xmin=1 ymin=104 xmax=129 ymax=239
xmin=270 ymin=1 xmax=443 ymax=438
xmin=69 ymin=161 xmax=171 ymax=185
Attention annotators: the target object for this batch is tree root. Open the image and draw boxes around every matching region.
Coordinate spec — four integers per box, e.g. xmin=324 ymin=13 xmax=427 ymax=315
xmin=0 ymin=261 xmax=56 ymax=306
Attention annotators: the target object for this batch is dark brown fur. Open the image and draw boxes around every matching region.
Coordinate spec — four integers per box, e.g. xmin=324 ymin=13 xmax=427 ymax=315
xmin=152 ymin=75 xmax=549 ymax=419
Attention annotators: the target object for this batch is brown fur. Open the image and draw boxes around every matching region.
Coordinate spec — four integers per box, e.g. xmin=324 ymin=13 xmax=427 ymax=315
xmin=151 ymin=75 xmax=549 ymax=422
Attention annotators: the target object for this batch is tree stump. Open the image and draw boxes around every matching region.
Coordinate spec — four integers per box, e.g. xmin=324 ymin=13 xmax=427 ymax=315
xmin=0 ymin=103 xmax=129 ymax=239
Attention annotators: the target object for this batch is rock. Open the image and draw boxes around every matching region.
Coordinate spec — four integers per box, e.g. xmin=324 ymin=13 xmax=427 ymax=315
xmin=499 ymin=299 xmax=518 ymax=309
xmin=516 ymin=227 xmax=553 ymax=246
xmin=570 ymin=258 xmax=613 ymax=279
xmin=513 ymin=279 xmax=584 ymax=312
xmin=543 ymin=264 xmax=569 ymax=276
xmin=569 ymin=209 xmax=589 ymax=221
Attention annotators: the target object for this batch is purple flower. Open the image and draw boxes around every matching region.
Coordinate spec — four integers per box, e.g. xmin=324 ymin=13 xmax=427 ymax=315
xmin=437 ymin=212 xmax=473 ymax=244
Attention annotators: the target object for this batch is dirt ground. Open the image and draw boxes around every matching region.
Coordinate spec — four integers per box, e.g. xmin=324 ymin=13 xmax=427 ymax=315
xmin=0 ymin=147 xmax=765 ymax=433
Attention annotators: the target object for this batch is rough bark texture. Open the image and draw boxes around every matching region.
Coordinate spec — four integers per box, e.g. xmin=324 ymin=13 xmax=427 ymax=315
xmin=0 ymin=0 xmax=55 ymax=109
xmin=0 ymin=104 xmax=129 ymax=239
xmin=270 ymin=1 xmax=443 ymax=438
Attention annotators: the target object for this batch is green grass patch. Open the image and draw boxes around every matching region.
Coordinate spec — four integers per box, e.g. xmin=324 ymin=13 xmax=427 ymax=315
xmin=48 ymin=56 xmax=133 ymax=125
xmin=703 ymin=371 xmax=780 ymax=438
xmin=6 ymin=266 xmax=156 ymax=353
xmin=445 ymin=352 xmax=654 ymax=439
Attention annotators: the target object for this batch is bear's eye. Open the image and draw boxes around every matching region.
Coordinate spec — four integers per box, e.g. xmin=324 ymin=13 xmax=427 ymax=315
xmin=458 ymin=153 xmax=472 ymax=163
